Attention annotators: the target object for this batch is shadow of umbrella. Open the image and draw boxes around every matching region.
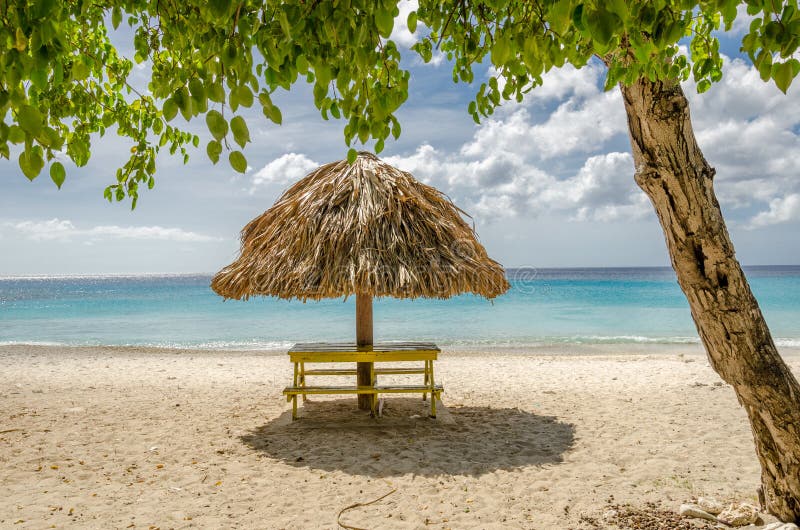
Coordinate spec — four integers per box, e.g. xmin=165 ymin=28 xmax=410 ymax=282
xmin=240 ymin=399 xmax=575 ymax=477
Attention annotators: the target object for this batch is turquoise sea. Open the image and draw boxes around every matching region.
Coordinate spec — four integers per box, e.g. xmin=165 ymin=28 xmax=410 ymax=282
xmin=1 ymin=266 xmax=799 ymax=351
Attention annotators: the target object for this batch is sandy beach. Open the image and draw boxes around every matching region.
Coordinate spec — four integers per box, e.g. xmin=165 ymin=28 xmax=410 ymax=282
xmin=2 ymin=344 xmax=799 ymax=529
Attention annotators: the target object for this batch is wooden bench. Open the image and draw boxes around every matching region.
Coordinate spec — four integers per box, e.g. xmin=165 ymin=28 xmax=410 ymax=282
xmin=283 ymin=342 xmax=443 ymax=419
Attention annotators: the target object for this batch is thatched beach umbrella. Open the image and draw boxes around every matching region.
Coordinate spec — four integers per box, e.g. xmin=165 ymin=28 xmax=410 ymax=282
xmin=212 ymin=151 xmax=509 ymax=409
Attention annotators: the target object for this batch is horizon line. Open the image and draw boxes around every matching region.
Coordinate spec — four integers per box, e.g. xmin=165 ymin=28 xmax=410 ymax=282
xmin=1 ymin=264 xmax=799 ymax=279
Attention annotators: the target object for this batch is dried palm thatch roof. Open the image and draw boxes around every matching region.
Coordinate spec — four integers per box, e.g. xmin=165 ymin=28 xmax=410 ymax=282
xmin=211 ymin=152 xmax=509 ymax=301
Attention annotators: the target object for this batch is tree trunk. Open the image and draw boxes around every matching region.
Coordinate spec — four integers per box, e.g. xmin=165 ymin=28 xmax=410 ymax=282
xmin=356 ymin=293 xmax=374 ymax=411
xmin=620 ymin=77 xmax=800 ymax=523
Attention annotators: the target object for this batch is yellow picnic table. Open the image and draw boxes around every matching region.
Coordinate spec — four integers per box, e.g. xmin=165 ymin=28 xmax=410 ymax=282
xmin=282 ymin=342 xmax=443 ymax=419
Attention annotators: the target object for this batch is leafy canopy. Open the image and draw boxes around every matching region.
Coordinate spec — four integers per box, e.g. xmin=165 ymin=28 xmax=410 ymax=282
xmin=2 ymin=0 xmax=798 ymax=206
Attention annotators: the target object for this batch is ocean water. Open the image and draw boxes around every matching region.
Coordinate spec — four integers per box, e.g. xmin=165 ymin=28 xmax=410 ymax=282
xmin=1 ymin=266 xmax=799 ymax=351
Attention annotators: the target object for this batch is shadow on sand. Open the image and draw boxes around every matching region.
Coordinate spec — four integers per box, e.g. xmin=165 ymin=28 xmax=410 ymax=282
xmin=240 ymin=398 xmax=575 ymax=476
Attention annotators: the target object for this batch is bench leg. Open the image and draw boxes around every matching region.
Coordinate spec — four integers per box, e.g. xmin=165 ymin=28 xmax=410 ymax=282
xmin=423 ymin=360 xmax=428 ymax=401
xmin=429 ymin=361 xmax=437 ymax=418
xmin=300 ymin=361 xmax=308 ymax=402
xmin=292 ymin=363 xmax=300 ymax=420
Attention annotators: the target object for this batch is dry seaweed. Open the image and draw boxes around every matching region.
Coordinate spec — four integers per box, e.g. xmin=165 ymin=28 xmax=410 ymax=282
xmin=605 ymin=503 xmax=718 ymax=530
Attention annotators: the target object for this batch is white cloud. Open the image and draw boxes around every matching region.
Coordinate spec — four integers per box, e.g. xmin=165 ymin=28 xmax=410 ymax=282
xmin=683 ymin=56 xmax=800 ymax=220
xmin=375 ymin=61 xmax=636 ymax=222
xmin=6 ymin=219 xmax=221 ymax=242
xmin=387 ymin=0 xmax=447 ymax=65
xmin=88 ymin=225 xmax=220 ymax=241
xmin=688 ymin=58 xmax=800 ymax=128
xmin=250 ymin=53 xmax=799 ymax=230
xmin=729 ymin=4 xmax=756 ymax=37
xmin=401 ymin=54 xmax=799 ymax=227
xmin=11 ymin=219 xmax=77 ymax=241
xmin=527 ymin=90 xmax=626 ymax=159
xmin=749 ymin=194 xmax=800 ymax=228
xmin=489 ymin=58 xmax=604 ymax=109
xmin=554 ymin=152 xmax=648 ymax=222
xmin=390 ymin=0 xmax=419 ymax=49
xmin=250 ymin=152 xmax=319 ymax=192
xmin=384 ymin=145 xmax=644 ymax=222
xmin=527 ymin=62 xmax=605 ymax=103
xmin=463 ymin=64 xmax=626 ymax=160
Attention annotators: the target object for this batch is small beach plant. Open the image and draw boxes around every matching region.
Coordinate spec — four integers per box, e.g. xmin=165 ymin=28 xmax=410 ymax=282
xmin=1 ymin=0 xmax=799 ymax=522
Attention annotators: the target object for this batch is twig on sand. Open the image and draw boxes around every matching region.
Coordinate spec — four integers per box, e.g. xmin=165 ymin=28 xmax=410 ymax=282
xmin=337 ymin=488 xmax=397 ymax=530
xmin=0 ymin=429 xmax=21 ymax=434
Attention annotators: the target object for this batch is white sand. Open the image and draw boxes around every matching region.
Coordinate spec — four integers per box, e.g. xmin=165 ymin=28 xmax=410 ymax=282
xmin=1 ymin=345 xmax=798 ymax=529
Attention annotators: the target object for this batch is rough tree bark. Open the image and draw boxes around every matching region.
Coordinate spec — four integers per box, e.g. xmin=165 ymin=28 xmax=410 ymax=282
xmin=620 ymin=77 xmax=800 ymax=522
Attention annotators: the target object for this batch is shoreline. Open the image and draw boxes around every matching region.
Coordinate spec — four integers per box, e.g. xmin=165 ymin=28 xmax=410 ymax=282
xmin=2 ymin=342 xmax=800 ymax=358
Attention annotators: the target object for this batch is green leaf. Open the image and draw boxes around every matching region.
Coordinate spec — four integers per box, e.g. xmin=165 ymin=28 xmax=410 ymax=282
xmin=15 ymin=27 xmax=27 ymax=51
xmin=31 ymin=66 xmax=48 ymax=90
xmin=586 ymin=9 xmax=618 ymax=46
xmin=236 ymin=86 xmax=254 ymax=108
xmin=163 ymin=99 xmax=179 ymax=122
xmin=757 ymin=51 xmax=773 ymax=81
xmin=607 ymin=0 xmax=629 ymax=20
xmin=773 ymin=60 xmax=798 ymax=94
xmin=207 ymin=140 xmax=222 ymax=164
xmin=210 ymin=0 xmax=231 ymax=19
xmin=50 ymin=161 xmax=66 ymax=189
xmin=296 ymin=55 xmax=309 ymax=74
xmin=209 ymin=83 xmax=226 ymax=104
xmin=278 ymin=10 xmax=292 ymax=38
xmin=407 ymin=12 xmax=418 ymax=33
xmin=347 ymin=148 xmax=358 ymax=163
xmin=174 ymin=87 xmax=192 ymax=120
xmin=18 ymin=105 xmax=43 ymax=136
xmin=19 ymin=149 xmax=44 ymax=180
xmin=8 ymin=126 xmax=25 ymax=144
xmin=357 ymin=121 xmax=370 ymax=143
xmin=189 ymin=79 xmax=206 ymax=103
xmin=263 ymin=104 xmax=282 ymax=125
xmin=112 ymin=6 xmax=122 ymax=29
xmin=205 ymin=110 xmax=228 ymax=140
xmin=230 ymin=116 xmax=250 ymax=148
xmin=572 ymin=4 xmax=586 ymax=31
xmin=71 ymin=60 xmax=89 ymax=80
xmin=491 ymin=35 xmax=511 ymax=65
xmin=375 ymin=10 xmax=394 ymax=38
xmin=229 ymin=150 xmax=247 ymax=173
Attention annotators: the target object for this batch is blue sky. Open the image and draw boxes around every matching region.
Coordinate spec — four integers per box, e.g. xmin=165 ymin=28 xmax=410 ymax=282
xmin=1 ymin=3 xmax=799 ymax=275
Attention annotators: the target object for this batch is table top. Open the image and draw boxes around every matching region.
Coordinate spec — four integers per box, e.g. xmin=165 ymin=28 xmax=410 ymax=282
xmin=289 ymin=342 xmax=439 ymax=353
xmin=288 ymin=342 xmax=440 ymax=362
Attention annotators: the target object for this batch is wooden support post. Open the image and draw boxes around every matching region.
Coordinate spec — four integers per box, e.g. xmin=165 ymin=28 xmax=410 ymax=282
xmin=356 ymin=293 xmax=374 ymax=410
